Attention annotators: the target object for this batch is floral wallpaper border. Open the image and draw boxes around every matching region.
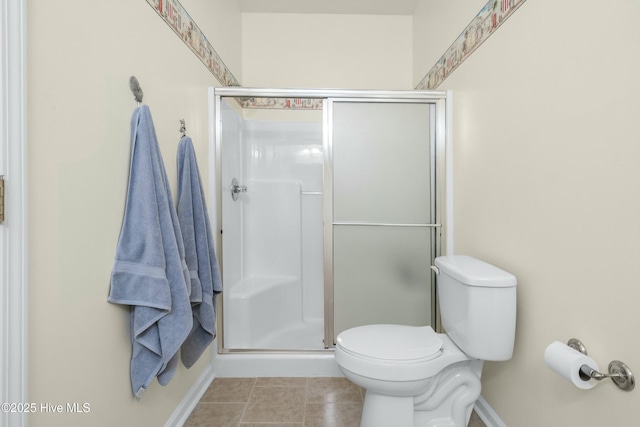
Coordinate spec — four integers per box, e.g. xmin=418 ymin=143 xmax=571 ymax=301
xmin=146 ymin=0 xmax=526 ymax=107
xmin=415 ymin=0 xmax=527 ymax=90
xmin=146 ymin=0 xmax=240 ymax=87
xmin=236 ymin=97 xmax=324 ymax=110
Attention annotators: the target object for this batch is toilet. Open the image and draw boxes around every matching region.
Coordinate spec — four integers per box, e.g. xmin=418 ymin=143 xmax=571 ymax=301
xmin=335 ymin=255 xmax=517 ymax=427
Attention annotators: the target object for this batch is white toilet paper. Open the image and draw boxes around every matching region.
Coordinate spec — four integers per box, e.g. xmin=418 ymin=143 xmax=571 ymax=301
xmin=544 ymin=341 xmax=599 ymax=390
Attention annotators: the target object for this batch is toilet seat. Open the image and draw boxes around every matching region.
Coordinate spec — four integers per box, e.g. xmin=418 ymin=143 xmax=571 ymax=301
xmin=335 ymin=324 xmax=450 ymax=382
xmin=337 ymin=324 xmax=443 ymax=362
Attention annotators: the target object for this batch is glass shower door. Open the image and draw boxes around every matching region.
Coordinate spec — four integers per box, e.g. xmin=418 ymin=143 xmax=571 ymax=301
xmin=218 ymin=97 xmax=326 ymax=351
xmin=326 ymin=100 xmax=437 ymax=343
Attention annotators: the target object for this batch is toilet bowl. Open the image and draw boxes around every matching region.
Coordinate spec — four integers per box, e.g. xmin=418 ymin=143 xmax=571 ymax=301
xmin=335 ymin=255 xmax=517 ymax=427
xmin=335 ymin=324 xmax=482 ymax=427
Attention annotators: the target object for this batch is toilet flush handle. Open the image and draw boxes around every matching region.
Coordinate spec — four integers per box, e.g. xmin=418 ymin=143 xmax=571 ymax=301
xmin=430 ymin=265 xmax=440 ymax=275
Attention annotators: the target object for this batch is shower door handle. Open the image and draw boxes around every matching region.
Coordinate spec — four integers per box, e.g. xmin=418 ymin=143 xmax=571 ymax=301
xmin=231 ymin=178 xmax=247 ymax=201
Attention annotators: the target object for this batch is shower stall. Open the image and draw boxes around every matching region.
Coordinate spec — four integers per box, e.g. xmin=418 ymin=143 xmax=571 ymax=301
xmin=211 ymin=88 xmax=449 ymax=356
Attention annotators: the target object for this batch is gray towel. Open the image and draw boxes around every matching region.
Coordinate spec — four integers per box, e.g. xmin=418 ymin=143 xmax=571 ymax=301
xmin=108 ymin=105 xmax=193 ymax=398
xmin=177 ymin=136 xmax=222 ymax=368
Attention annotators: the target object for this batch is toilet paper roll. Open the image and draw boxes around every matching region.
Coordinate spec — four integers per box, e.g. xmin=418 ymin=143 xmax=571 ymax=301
xmin=544 ymin=341 xmax=599 ymax=390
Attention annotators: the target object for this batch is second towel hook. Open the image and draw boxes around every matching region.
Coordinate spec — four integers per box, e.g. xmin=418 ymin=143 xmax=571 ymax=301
xmin=179 ymin=119 xmax=186 ymax=137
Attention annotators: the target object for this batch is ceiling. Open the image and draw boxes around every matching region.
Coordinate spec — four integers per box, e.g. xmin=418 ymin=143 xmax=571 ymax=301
xmin=238 ymin=0 xmax=420 ymax=15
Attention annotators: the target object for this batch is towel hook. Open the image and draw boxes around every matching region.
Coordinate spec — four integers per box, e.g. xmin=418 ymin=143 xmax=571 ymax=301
xmin=129 ymin=76 xmax=143 ymax=106
xmin=179 ymin=119 xmax=186 ymax=137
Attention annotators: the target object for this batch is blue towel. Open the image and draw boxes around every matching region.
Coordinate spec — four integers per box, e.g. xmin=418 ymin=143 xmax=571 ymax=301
xmin=177 ymin=136 xmax=222 ymax=368
xmin=108 ymin=105 xmax=193 ymax=398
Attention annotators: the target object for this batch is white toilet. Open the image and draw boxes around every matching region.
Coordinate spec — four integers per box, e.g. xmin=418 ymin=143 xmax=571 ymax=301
xmin=335 ymin=255 xmax=517 ymax=427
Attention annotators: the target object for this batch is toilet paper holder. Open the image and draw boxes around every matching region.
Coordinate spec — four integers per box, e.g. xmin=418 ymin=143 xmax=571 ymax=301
xmin=567 ymin=338 xmax=635 ymax=391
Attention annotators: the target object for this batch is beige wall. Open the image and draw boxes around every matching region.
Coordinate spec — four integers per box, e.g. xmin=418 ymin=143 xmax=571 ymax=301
xmin=184 ymin=0 xmax=242 ymax=83
xmin=27 ymin=1 xmax=240 ymax=426
xmin=26 ymin=0 xmax=640 ymax=425
xmin=242 ymin=13 xmax=413 ymax=90
xmin=415 ymin=0 xmax=640 ymax=425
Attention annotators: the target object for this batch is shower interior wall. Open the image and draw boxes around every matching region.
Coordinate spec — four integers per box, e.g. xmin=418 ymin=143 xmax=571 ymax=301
xmin=220 ymin=101 xmax=324 ymax=349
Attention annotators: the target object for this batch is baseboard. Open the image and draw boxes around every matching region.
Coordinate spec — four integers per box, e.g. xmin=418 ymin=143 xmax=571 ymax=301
xmin=164 ymin=363 xmax=216 ymax=427
xmin=474 ymin=396 xmax=508 ymax=427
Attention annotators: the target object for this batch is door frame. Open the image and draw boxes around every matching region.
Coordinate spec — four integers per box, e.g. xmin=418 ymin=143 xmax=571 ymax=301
xmin=1 ymin=1 xmax=28 ymax=426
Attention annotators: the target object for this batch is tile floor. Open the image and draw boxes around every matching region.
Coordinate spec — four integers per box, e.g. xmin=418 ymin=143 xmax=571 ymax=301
xmin=184 ymin=377 xmax=487 ymax=427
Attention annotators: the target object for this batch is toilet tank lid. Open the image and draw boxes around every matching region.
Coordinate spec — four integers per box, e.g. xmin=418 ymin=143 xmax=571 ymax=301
xmin=435 ymin=255 xmax=517 ymax=287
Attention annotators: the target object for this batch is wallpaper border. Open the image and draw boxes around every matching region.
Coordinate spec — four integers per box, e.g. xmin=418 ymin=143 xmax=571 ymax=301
xmin=145 ymin=0 xmax=240 ymax=87
xmin=415 ymin=0 xmax=527 ymax=90
xmin=146 ymin=0 xmax=527 ymax=107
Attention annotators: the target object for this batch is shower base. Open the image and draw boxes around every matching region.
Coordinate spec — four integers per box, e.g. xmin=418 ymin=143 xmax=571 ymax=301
xmin=213 ymin=349 xmax=342 ymax=378
xmin=224 ymin=275 xmax=325 ymax=351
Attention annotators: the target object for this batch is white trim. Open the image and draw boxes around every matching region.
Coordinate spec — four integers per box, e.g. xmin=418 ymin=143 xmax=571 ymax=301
xmin=164 ymin=364 xmax=216 ymax=427
xmin=475 ymin=396 xmax=508 ymax=427
xmin=207 ymin=86 xmax=217 ymax=234
xmin=0 ymin=1 xmax=28 ymax=427
xmin=445 ymin=90 xmax=454 ymax=256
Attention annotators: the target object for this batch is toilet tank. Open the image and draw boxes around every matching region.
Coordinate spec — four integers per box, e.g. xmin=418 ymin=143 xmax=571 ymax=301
xmin=434 ymin=255 xmax=517 ymax=361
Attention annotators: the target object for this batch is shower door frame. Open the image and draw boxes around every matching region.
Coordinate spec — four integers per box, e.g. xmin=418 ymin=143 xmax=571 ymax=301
xmin=212 ymin=88 xmax=450 ymax=353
